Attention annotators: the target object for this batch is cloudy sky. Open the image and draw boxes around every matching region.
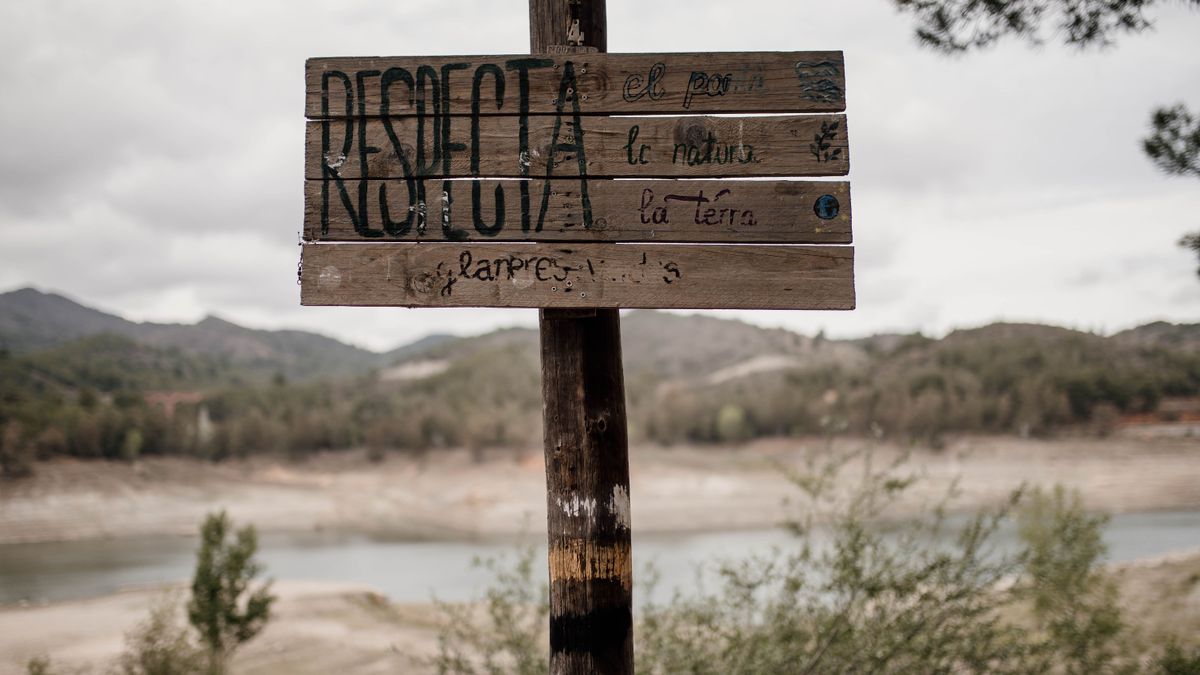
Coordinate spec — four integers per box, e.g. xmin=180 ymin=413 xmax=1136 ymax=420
xmin=1 ymin=0 xmax=1197 ymax=351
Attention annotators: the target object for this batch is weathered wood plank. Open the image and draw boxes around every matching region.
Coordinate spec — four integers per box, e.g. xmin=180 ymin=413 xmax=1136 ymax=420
xmin=300 ymin=243 xmax=854 ymax=309
xmin=307 ymin=114 xmax=848 ymax=179
xmin=304 ymin=179 xmax=851 ymax=243
xmin=306 ymin=52 xmax=845 ymax=118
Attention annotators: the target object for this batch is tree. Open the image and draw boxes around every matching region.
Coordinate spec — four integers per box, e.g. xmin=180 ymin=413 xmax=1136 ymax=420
xmin=891 ymin=0 xmax=1197 ymax=52
xmin=1017 ymin=486 xmax=1128 ymax=674
xmin=1145 ymin=104 xmax=1200 ymax=178
xmin=118 ymin=595 xmax=206 ymax=675
xmin=891 ymin=0 xmax=1200 ymax=274
xmin=1144 ymin=105 xmax=1200 ymax=276
xmin=187 ymin=511 xmax=275 ymax=674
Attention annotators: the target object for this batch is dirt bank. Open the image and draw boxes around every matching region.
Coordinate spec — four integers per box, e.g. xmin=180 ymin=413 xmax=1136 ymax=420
xmin=3 ymin=549 xmax=1197 ymax=675
xmin=1 ymin=435 xmax=1198 ymax=545
xmin=0 ymin=581 xmax=441 ymax=675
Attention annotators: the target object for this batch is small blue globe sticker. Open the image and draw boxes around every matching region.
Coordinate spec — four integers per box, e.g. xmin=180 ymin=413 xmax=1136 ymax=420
xmin=814 ymin=194 xmax=840 ymax=220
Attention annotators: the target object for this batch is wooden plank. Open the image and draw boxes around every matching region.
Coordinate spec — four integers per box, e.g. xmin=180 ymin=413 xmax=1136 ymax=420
xmin=300 ymin=243 xmax=854 ymax=309
xmin=307 ymin=114 xmax=849 ymax=179
xmin=306 ymin=52 xmax=845 ymax=118
xmin=304 ymin=179 xmax=851 ymax=243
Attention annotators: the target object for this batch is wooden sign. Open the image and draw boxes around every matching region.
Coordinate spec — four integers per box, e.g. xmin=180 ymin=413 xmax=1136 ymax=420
xmin=306 ymin=52 xmax=846 ymax=118
xmin=306 ymin=114 xmax=849 ymax=179
xmin=302 ymin=243 xmax=853 ymax=309
xmin=300 ymin=51 xmax=855 ymax=310
xmin=305 ymin=179 xmax=851 ymax=243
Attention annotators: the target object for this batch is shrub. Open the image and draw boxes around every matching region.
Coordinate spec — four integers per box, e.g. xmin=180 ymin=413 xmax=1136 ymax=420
xmin=433 ymin=450 xmax=1200 ymax=674
xmin=117 ymin=595 xmax=206 ymax=675
xmin=637 ymin=451 xmax=1035 ymax=674
xmin=24 ymin=657 xmax=53 ymax=675
xmin=1017 ymin=485 xmax=1130 ymax=674
xmin=1156 ymin=640 xmax=1200 ymax=675
xmin=714 ymin=404 xmax=751 ymax=443
xmin=187 ymin=511 xmax=275 ymax=674
xmin=430 ymin=546 xmax=549 ymax=675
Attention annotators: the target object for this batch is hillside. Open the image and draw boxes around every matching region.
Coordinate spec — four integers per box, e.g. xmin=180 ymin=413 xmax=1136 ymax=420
xmin=1 ymin=287 xmax=1198 ymax=477
xmin=0 ymin=288 xmax=134 ymax=353
xmin=0 ymin=288 xmax=381 ymax=382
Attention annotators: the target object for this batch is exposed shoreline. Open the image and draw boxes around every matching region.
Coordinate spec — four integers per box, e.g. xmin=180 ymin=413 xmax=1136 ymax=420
xmin=2 ymin=549 xmax=1197 ymax=675
xmin=2 ymin=434 xmax=1198 ymax=546
xmin=2 ymin=434 xmax=1198 ymax=673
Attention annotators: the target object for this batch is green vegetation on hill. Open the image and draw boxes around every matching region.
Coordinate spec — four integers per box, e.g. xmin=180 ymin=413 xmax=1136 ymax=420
xmin=0 ymin=336 xmax=216 ymax=476
xmin=2 ymin=291 xmax=1199 ymax=477
xmin=649 ymin=322 xmax=1200 ymax=445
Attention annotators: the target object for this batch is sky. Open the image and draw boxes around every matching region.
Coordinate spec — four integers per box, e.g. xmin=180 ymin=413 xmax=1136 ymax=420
xmin=0 ymin=0 xmax=1197 ymax=352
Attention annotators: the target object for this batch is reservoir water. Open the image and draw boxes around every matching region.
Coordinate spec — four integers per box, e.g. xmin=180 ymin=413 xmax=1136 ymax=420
xmin=2 ymin=510 xmax=1198 ymax=606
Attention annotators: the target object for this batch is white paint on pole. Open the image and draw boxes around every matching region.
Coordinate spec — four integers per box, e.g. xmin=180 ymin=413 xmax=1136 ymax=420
xmin=608 ymin=484 xmax=631 ymax=530
xmin=557 ymin=493 xmax=598 ymax=518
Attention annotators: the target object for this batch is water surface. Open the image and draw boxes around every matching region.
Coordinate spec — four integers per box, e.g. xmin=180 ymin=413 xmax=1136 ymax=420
xmin=2 ymin=510 xmax=1197 ymax=606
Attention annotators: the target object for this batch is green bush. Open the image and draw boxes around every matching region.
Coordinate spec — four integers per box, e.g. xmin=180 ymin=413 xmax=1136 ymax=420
xmin=637 ymin=451 xmax=1035 ymax=674
xmin=187 ymin=511 xmax=275 ymax=674
xmin=1156 ymin=641 xmax=1200 ymax=675
xmin=1018 ymin=486 xmax=1129 ymax=674
xmin=24 ymin=656 xmax=54 ymax=675
xmin=714 ymin=404 xmax=751 ymax=443
xmin=430 ymin=547 xmax=549 ymax=675
xmin=117 ymin=595 xmax=206 ymax=675
xmin=434 ymin=451 xmax=1200 ymax=674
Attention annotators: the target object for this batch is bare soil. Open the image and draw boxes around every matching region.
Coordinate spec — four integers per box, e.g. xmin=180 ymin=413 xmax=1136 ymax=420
xmin=2 ymin=551 xmax=1196 ymax=675
xmin=1 ymin=435 xmax=1197 ymax=545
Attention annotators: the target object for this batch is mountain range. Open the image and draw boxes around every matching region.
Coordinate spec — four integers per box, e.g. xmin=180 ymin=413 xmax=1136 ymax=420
xmin=0 ymin=288 xmax=452 ymax=382
xmin=2 ymin=285 xmax=1198 ymax=460
xmin=1 ymin=286 xmax=1197 ymax=388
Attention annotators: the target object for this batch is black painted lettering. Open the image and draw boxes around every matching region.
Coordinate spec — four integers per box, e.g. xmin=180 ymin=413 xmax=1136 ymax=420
xmin=504 ymin=58 xmax=555 ymax=231
xmin=471 ymin=64 xmax=506 ymax=236
xmin=380 ymin=67 xmax=417 ymax=237
xmin=415 ymin=66 xmax=441 ymax=176
xmin=320 ymin=71 xmax=359 ymax=237
xmin=623 ymin=125 xmax=650 ymax=165
xmin=354 ymin=70 xmax=384 ymax=237
xmin=670 ymin=132 xmax=757 ymax=166
xmin=663 ymin=261 xmax=681 ymax=283
xmin=624 ymin=126 xmax=639 ymax=166
xmin=537 ymin=61 xmax=592 ymax=232
xmin=439 ymin=63 xmax=469 ymax=175
xmin=683 ymin=71 xmax=732 ymax=110
xmin=472 ymin=259 xmax=494 ymax=281
xmin=622 ymin=62 xmax=666 ymax=103
xmin=672 ymin=143 xmax=686 ymax=165
xmin=664 ymin=190 xmax=707 ymax=225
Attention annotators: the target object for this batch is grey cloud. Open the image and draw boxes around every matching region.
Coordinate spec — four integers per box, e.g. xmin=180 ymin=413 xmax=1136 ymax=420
xmin=0 ymin=0 xmax=1196 ymax=352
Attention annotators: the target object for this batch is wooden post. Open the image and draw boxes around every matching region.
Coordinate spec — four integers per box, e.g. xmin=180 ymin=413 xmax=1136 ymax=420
xmin=540 ymin=309 xmax=633 ymax=674
xmin=531 ymin=2 xmax=633 ymax=674
xmin=301 ymin=10 xmax=854 ymax=671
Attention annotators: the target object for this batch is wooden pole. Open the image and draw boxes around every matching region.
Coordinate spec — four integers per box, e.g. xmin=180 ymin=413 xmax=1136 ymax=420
xmin=531 ymin=3 xmax=633 ymax=674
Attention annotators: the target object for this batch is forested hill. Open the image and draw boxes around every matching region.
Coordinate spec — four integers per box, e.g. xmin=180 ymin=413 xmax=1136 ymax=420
xmin=1 ymin=286 xmax=1198 ymax=476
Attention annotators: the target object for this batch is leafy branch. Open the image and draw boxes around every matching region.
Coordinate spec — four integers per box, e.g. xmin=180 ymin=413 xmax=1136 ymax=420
xmin=810 ymin=120 xmax=843 ymax=163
